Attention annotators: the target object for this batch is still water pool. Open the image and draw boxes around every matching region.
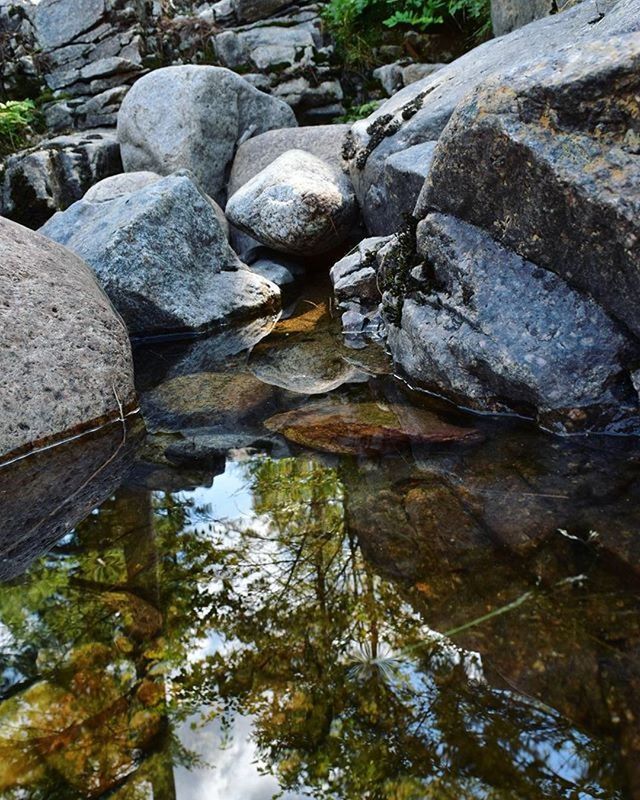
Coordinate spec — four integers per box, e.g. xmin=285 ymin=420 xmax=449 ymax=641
xmin=1 ymin=286 xmax=639 ymax=799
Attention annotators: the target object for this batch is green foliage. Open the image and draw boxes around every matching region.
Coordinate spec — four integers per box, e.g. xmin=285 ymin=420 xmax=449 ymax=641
xmin=0 ymin=99 xmax=39 ymax=157
xmin=339 ymin=99 xmax=383 ymax=122
xmin=323 ymin=0 xmax=491 ymax=64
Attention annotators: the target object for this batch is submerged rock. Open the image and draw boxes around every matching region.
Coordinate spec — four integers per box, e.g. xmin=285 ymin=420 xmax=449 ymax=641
xmin=226 ymin=149 xmax=358 ymax=255
xmin=0 ymin=129 xmax=122 ymax=229
xmin=40 ymin=172 xmax=280 ymax=337
xmin=387 ymin=214 xmax=638 ymax=433
xmin=0 ymin=216 xmax=136 ymax=460
xmin=117 ymin=65 xmax=297 ymax=205
xmin=265 ymin=395 xmax=483 ymax=455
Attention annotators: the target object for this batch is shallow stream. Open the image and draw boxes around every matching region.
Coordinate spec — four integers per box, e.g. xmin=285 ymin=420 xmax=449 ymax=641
xmin=1 ymin=282 xmax=640 ymax=799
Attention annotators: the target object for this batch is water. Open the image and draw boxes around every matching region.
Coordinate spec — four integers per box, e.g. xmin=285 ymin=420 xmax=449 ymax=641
xmin=1 ymin=284 xmax=640 ymax=799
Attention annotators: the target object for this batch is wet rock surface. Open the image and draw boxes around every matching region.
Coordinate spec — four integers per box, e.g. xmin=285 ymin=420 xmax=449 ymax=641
xmin=0 ymin=216 xmax=136 ymax=460
xmin=39 ymin=172 xmax=280 ymax=337
xmin=387 ymin=213 xmax=639 ymax=434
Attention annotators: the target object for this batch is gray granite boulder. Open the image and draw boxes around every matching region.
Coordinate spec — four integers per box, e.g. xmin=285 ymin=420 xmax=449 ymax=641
xmin=117 ymin=65 xmax=297 ymax=204
xmin=83 ymin=170 xmax=230 ymax=238
xmin=386 ymin=214 xmax=639 ymax=434
xmin=226 ymin=149 xmax=358 ymax=256
xmin=228 ymin=124 xmax=351 ymax=197
xmin=0 ymin=216 xmax=136 ymax=461
xmin=40 ymin=172 xmax=280 ymax=337
xmin=0 ymin=129 xmax=122 ymax=229
xmin=345 ymin=0 xmax=640 ymax=234
xmin=424 ymin=34 xmax=640 ymax=338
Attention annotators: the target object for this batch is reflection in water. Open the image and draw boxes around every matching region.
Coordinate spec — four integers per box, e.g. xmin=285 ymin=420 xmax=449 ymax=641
xmin=0 ymin=453 xmax=637 ymax=799
xmin=1 ymin=287 xmax=640 ymax=799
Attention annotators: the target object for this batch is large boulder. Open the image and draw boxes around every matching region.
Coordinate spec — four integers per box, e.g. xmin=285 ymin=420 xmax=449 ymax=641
xmin=423 ymin=34 xmax=640 ymax=339
xmin=345 ymin=0 xmax=640 ymax=234
xmin=226 ymin=149 xmax=358 ymax=256
xmin=117 ymin=65 xmax=297 ymax=205
xmin=228 ymin=124 xmax=351 ymax=197
xmin=386 ymin=214 xmax=639 ymax=434
xmin=39 ymin=172 xmax=280 ymax=337
xmin=0 ymin=129 xmax=122 ymax=228
xmin=0 ymin=216 xmax=136 ymax=461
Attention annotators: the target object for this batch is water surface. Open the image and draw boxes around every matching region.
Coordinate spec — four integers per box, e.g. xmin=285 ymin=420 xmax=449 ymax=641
xmin=1 ymin=284 xmax=639 ymax=799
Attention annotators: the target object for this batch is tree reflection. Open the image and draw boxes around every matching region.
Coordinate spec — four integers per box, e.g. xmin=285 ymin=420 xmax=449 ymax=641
xmin=0 ymin=456 xmax=628 ymax=799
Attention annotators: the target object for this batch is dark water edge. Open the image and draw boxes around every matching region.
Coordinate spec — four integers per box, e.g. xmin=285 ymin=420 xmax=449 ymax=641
xmin=1 ymin=284 xmax=640 ymax=800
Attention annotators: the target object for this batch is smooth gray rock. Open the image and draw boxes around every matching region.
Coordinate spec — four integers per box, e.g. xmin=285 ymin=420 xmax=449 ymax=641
xmin=424 ymin=34 xmax=640 ymax=338
xmin=40 ymin=172 xmax=280 ymax=337
xmin=0 ymin=216 xmax=136 ymax=460
xmin=386 ymin=214 xmax=638 ymax=434
xmin=373 ymin=61 xmax=404 ymax=96
xmin=0 ymin=129 xmax=122 ymax=229
xmin=117 ymin=65 xmax=297 ymax=204
xmin=401 ymin=62 xmax=445 ymax=86
xmin=226 ymin=149 xmax=358 ymax=256
xmin=345 ymin=0 xmax=640 ymax=234
xmin=228 ymin=123 xmax=351 ymax=197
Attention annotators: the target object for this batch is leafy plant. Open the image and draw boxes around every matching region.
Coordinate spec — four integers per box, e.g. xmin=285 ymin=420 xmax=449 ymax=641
xmin=0 ymin=99 xmax=39 ymax=157
xmin=323 ymin=0 xmax=491 ymax=65
xmin=339 ymin=99 xmax=384 ymax=122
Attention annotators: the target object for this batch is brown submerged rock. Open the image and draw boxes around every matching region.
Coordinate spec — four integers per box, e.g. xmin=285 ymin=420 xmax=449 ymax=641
xmin=265 ymin=397 xmax=483 ymax=455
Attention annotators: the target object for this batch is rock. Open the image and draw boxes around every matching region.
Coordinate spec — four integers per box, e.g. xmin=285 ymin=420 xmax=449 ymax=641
xmin=34 ymin=0 xmax=104 ymax=51
xmin=249 ymin=336 xmax=367 ymax=395
xmin=265 ymin=395 xmax=483 ymax=455
xmin=0 ymin=0 xmax=41 ymax=100
xmin=386 ymin=213 xmax=638 ymax=434
xmin=39 ymin=172 xmax=280 ymax=337
xmin=226 ymin=149 xmax=358 ymax=255
xmin=331 ymin=236 xmax=389 ymax=314
xmin=0 ymin=216 xmax=136 ymax=460
xmin=423 ymin=33 xmax=640 ymax=339
xmin=401 ymin=62 xmax=445 ymax=87
xmin=83 ymin=171 xmax=161 ymax=202
xmin=248 ymin=250 xmax=306 ymax=290
xmin=83 ymin=170 xmax=230 ymax=237
xmin=228 ymin=123 xmax=351 ymax=197
xmin=373 ymin=61 xmax=405 ymax=96
xmin=491 ymin=0 xmax=570 ymax=36
xmin=345 ymin=0 xmax=640 ymax=234
xmin=0 ymin=129 xmax=122 ymax=229
xmin=230 ymin=0 xmax=293 ymax=23
xmin=227 ymin=124 xmax=352 ymax=257
xmin=141 ymin=371 xmax=278 ymax=434
xmin=117 ymin=65 xmax=297 ymax=204
xmin=371 ymin=141 xmax=438 ymax=235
